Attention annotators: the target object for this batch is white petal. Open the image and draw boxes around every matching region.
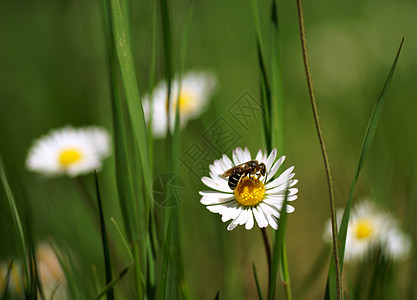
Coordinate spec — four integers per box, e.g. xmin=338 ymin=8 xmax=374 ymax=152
xmin=259 ymin=205 xmax=278 ymax=230
xmin=267 ymin=155 xmax=285 ymax=179
xmin=255 ymin=149 xmax=263 ymax=161
xmin=265 ymin=166 xmax=295 ymax=189
xmin=227 ymin=220 xmax=239 ymax=231
xmin=222 ymin=154 xmax=234 ymax=169
xmin=265 ymin=148 xmax=277 ymax=171
xmin=242 ymin=147 xmax=251 ymax=162
xmin=233 ymin=147 xmax=245 ymax=165
xmin=221 ymin=203 xmax=241 ymax=222
xmin=200 ymin=195 xmax=235 ymax=205
xmin=236 ymin=209 xmax=251 ymax=225
xmin=260 ymin=203 xmax=280 ymax=218
xmin=202 ymin=177 xmax=232 ymax=193
xmin=253 ymin=207 xmax=268 ymax=228
xmin=286 ymin=205 xmax=295 ymax=213
xmin=245 ymin=212 xmax=254 ymax=230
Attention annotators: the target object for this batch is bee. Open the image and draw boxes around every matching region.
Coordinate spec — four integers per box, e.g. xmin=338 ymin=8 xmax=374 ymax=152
xmin=221 ymin=160 xmax=267 ymax=190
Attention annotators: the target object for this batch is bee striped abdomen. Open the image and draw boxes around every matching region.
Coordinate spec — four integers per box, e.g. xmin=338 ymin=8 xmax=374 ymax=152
xmin=228 ymin=173 xmax=243 ymax=190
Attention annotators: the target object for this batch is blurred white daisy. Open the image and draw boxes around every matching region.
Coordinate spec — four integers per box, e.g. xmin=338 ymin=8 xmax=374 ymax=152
xmin=0 ymin=243 xmax=67 ymax=299
xmin=381 ymin=224 xmax=411 ymax=261
xmin=0 ymin=260 xmax=25 ymax=298
xmin=142 ymin=71 xmax=217 ymax=138
xmin=200 ymin=147 xmax=298 ymax=231
xmin=323 ymin=201 xmax=411 ymax=262
xmin=26 ymin=126 xmax=111 ymax=177
xmin=36 ymin=243 xmax=67 ymax=299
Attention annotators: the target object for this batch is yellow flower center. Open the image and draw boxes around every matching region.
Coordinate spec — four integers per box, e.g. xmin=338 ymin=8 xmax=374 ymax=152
xmin=355 ymin=219 xmax=373 ymax=239
xmin=59 ymin=149 xmax=82 ymax=167
xmin=234 ymin=176 xmax=265 ymax=207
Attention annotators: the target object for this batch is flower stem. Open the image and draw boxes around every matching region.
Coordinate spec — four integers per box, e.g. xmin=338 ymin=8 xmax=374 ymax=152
xmin=295 ymin=0 xmax=341 ymax=299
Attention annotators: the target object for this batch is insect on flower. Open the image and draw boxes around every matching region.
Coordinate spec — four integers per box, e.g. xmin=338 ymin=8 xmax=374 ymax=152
xmin=220 ymin=160 xmax=266 ymax=190
xmin=200 ymin=147 xmax=298 ymax=230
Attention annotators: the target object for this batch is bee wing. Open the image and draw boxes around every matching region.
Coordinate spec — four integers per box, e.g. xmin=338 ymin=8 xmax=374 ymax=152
xmin=221 ymin=168 xmax=235 ymax=178
xmin=220 ymin=163 xmax=245 ymax=178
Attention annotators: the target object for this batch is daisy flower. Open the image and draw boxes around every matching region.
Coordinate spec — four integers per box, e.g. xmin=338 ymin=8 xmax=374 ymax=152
xmin=323 ymin=201 xmax=411 ymax=262
xmin=142 ymin=71 xmax=217 ymax=138
xmin=199 ymin=147 xmax=298 ymax=231
xmin=26 ymin=126 xmax=111 ymax=177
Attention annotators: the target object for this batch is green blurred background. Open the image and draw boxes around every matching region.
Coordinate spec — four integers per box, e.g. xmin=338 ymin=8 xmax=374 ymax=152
xmin=1 ymin=0 xmax=416 ymax=299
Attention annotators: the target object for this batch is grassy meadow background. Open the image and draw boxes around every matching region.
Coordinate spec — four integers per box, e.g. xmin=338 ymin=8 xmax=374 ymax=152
xmin=1 ymin=0 xmax=417 ymax=298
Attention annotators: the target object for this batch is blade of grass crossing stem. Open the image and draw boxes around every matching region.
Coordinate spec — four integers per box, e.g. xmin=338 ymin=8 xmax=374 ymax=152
xmin=107 ymin=0 xmax=153 ymax=230
xmin=253 ymin=263 xmax=264 ymax=300
xmin=0 ymin=159 xmax=29 ymax=290
xmin=325 ymin=38 xmax=404 ymax=300
xmin=268 ymin=187 xmax=290 ymax=300
xmin=94 ymin=172 xmax=114 ymax=300
xmin=269 ymin=0 xmax=285 ymax=156
xmin=94 ymin=262 xmax=134 ymax=300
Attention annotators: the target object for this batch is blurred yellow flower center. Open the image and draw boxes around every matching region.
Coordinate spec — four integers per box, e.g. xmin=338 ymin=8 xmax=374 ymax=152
xmin=178 ymin=91 xmax=195 ymax=114
xmin=234 ymin=177 xmax=265 ymax=207
xmin=355 ymin=219 xmax=373 ymax=239
xmin=59 ymin=149 xmax=82 ymax=166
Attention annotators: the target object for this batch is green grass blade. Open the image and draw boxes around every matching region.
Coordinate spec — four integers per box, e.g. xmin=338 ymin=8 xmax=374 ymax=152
xmin=102 ymin=1 xmax=148 ymax=297
xmin=325 ymin=37 xmax=404 ymax=300
xmin=253 ymin=263 xmax=264 ymax=300
xmin=0 ymin=158 xmax=29 ymax=290
xmin=268 ymin=188 xmax=289 ymax=300
xmin=93 ymin=262 xmax=134 ymax=300
xmin=269 ymin=0 xmax=285 ymax=156
xmin=107 ymin=0 xmax=153 ymax=228
xmin=250 ymin=0 xmax=271 ymax=151
xmin=110 ymin=217 xmax=134 ymax=260
xmin=94 ymin=172 xmax=114 ymax=300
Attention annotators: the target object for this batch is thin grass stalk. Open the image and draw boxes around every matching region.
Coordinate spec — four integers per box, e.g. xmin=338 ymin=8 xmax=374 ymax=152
xmin=0 ymin=159 xmax=30 ymax=291
xmin=94 ymin=172 xmax=114 ymax=300
xmin=294 ymin=1 xmax=341 ymax=299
